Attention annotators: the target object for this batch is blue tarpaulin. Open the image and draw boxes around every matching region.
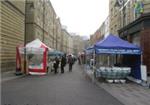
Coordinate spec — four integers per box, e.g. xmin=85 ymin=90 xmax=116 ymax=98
xmin=94 ymin=34 xmax=141 ymax=55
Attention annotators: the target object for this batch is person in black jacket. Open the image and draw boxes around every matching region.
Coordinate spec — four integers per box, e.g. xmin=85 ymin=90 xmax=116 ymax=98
xmin=68 ymin=55 xmax=74 ymax=72
xmin=61 ymin=55 xmax=66 ymax=73
xmin=53 ymin=57 xmax=59 ymax=74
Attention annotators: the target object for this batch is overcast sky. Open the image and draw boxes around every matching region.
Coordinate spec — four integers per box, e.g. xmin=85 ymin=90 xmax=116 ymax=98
xmin=50 ymin=0 xmax=109 ymax=37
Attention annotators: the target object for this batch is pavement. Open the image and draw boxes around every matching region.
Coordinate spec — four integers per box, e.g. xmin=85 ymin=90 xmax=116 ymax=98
xmin=2 ymin=64 xmax=150 ymax=105
xmin=1 ymin=63 xmax=123 ymax=105
xmin=98 ymin=83 xmax=150 ymax=105
xmin=83 ymin=65 xmax=150 ymax=105
xmin=1 ymin=71 xmax=25 ymax=83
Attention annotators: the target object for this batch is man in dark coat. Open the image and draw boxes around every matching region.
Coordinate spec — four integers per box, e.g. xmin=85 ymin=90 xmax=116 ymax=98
xmin=68 ymin=55 xmax=74 ymax=72
xmin=61 ymin=55 xmax=66 ymax=73
xmin=53 ymin=57 xmax=59 ymax=74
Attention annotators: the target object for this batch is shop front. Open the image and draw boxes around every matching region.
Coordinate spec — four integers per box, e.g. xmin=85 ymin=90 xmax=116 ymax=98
xmin=118 ymin=13 xmax=150 ymax=75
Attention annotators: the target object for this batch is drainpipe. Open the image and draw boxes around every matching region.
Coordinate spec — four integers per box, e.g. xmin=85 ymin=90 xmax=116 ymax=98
xmin=52 ymin=13 xmax=54 ymax=48
xmin=42 ymin=0 xmax=45 ymax=42
xmin=24 ymin=0 xmax=27 ymax=75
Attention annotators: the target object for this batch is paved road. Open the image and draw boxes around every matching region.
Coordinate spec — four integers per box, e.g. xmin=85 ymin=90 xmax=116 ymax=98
xmin=2 ymin=63 xmax=124 ymax=105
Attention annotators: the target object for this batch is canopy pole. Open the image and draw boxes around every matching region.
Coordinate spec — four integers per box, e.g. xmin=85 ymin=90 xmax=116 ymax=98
xmin=92 ymin=49 xmax=96 ymax=80
xmin=141 ymin=54 xmax=143 ymax=65
xmin=93 ymin=49 xmax=96 ymax=71
xmin=107 ymin=55 xmax=110 ymax=66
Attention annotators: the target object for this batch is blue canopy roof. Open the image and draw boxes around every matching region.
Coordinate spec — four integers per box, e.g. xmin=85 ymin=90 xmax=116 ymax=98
xmin=48 ymin=50 xmax=64 ymax=56
xmin=94 ymin=34 xmax=141 ymax=55
xmin=85 ymin=34 xmax=141 ymax=55
xmin=85 ymin=46 xmax=94 ymax=54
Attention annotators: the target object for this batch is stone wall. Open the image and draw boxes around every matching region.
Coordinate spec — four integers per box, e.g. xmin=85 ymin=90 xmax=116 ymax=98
xmin=141 ymin=28 xmax=150 ymax=75
xmin=0 ymin=1 xmax=25 ymax=72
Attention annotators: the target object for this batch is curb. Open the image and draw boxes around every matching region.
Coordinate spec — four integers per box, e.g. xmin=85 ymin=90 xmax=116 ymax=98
xmin=1 ymin=71 xmax=25 ymax=83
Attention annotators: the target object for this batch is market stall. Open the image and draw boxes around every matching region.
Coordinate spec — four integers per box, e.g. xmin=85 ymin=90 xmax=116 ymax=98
xmin=48 ymin=50 xmax=64 ymax=72
xmin=48 ymin=50 xmax=64 ymax=57
xmin=85 ymin=46 xmax=95 ymax=69
xmin=16 ymin=39 xmax=53 ymax=75
xmin=86 ymin=34 xmax=142 ymax=81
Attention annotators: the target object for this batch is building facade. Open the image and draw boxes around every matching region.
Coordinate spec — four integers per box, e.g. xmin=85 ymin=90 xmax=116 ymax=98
xmin=109 ymin=0 xmax=121 ymax=35
xmin=56 ymin=18 xmax=62 ymax=51
xmin=90 ymin=16 xmax=109 ymax=45
xmin=90 ymin=34 xmax=95 ymax=45
xmin=119 ymin=13 xmax=150 ymax=75
xmin=72 ymin=35 xmax=84 ymax=56
xmin=0 ymin=0 xmax=25 ymax=72
xmin=83 ymin=39 xmax=90 ymax=50
xmin=109 ymin=0 xmax=150 ymax=74
xmin=68 ymin=35 xmax=73 ymax=54
xmin=0 ymin=0 xmax=65 ymax=72
xmin=61 ymin=29 xmax=69 ymax=53
xmin=26 ymin=0 xmax=57 ymax=49
xmin=109 ymin=0 xmax=150 ymax=36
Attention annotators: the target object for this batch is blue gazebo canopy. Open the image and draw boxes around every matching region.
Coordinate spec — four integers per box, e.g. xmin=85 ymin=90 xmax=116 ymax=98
xmin=48 ymin=50 xmax=64 ymax=56
xmin=85 ymin=34 xmax=142 ymax=80
xmin=85 ymin=46 xmax=94 ymax=55
xmin=94 ymin=34 xmax=141 ymax=55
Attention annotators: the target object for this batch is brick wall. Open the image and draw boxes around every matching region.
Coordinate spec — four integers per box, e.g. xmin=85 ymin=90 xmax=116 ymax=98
xmin=141 ymin=28 xmax=150 ymax=75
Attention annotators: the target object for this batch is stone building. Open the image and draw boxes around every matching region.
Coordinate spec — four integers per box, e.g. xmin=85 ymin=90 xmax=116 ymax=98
xmin=72 ymin=35 xmax=84 ymax=56
xmin=0 ymin=0 xmax=63 ymax=72
xmin=61 ymin=29 xmax=69 ymax=53
xmin=68 ymin=34 xmax=73 ymax=54
xmin=109 ymin=0 xmax=136 ymax=35
xmin=0 ymin=0 xmax=25 ymax=72
xmin=90 ymin=16 xmax=109 ymax=45
xmin=25 ymin=0 xmax=57 ymax=49
xmin=109 ymin=0 xmax=150 ymax=74
xmin=83 ymin=39 xmax=90 ymax=50
xmin=44 ymin=0 xmax=57 ymax=49
xmin=119 ymin=13 xmax=150 ymax=75
xmin=109 ymin=0 xmax=121 ymax=35
xmin=56 ymin=18 xmax=62 ymax=51
xmin=90 ymin=35 xmax=96 ymax=45
xmin=109 ymin=0 xmax=150 ymax=35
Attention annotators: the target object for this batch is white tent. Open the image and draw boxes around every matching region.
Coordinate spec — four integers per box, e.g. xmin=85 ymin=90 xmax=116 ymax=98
xmin=19 ymin=39 xmax=54 ymax=54
xmin=16 ymin=39 xmax=53 ymax=75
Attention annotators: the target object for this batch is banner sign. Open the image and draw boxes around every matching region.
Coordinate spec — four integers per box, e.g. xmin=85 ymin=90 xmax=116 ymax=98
xmin=134 ymin=1 xmax=144 ymax=14
xmin=96 ymin=48 xmax=141 ymax=55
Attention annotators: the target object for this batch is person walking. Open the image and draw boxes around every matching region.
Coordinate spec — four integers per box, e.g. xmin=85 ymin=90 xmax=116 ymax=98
xmin=78 ymin=56 xmax=81 ymax=65
xmin=61 ymin=55 xmax=66 ymax=73
xmin=68 ymin=55 xmax=74 ymax=72
xmin=53 ymin=57 xmax=59 ymax=74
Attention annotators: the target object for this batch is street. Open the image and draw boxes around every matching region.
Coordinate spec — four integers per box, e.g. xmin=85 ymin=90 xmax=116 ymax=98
xmin=2 ymin=63 xmax=123 ymax=105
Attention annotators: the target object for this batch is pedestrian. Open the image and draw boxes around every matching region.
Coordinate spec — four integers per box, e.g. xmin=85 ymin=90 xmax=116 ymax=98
xmin=53 ymin=57 xmax=59 ymax=74
xmin=61 ymin=55 xmax=66 ymax=73
xmin=68 ymin=55 xmax=74 ymax=72
xmin=78 ymin=57 xmax=81 ymax=65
